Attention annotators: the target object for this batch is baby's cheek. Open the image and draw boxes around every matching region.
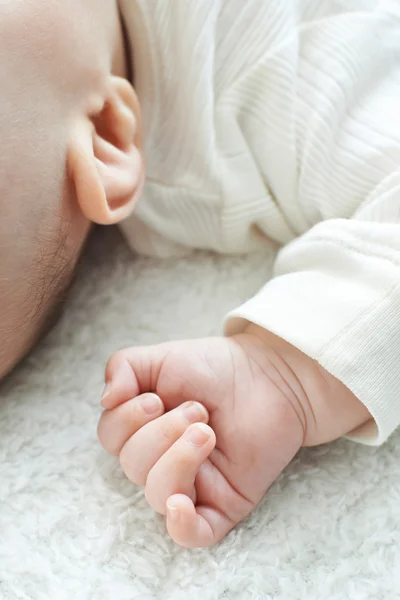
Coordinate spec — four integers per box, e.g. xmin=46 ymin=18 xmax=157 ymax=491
xmin=0 ymin=0 xmax=109 ymax=106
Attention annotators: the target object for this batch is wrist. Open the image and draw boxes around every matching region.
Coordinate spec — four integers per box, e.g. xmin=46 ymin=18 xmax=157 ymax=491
xmin=239 ymin=324 xmax=371 ymax=446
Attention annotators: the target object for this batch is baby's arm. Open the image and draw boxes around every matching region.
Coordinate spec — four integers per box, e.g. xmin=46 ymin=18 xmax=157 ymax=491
xmin=227 ymin=20 xmax=400 ymax=446
xmin=244 ymin=324 xmax=371 ymax=446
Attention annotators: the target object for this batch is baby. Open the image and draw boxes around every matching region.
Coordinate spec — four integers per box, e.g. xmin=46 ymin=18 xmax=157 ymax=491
xmin=1 ymin=0 xmax=400 ymax=548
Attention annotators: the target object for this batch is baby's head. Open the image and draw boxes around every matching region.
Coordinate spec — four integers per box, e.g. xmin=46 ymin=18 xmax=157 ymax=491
xmin=0 ymin=1 xmax=143 ymax=379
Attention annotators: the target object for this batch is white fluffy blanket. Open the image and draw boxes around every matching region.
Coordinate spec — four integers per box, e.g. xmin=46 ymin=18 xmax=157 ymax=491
xmin=1 ymin=228 xmax=399 ymax=600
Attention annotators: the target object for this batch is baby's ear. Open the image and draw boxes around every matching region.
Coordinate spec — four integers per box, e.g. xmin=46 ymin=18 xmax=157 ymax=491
xmin=68 ymin=77 xmax=144 ymax=225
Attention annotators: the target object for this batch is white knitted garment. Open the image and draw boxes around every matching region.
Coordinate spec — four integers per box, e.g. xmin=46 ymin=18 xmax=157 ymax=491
xmin=119 ymin=0 xmax=400 ymax=444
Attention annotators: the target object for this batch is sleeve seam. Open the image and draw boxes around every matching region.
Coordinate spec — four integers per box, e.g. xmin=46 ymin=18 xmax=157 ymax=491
xmin=286 ymin=234 xmax=400 ymax=270
xmin=319 ymin=277 xmax=400 ymax=357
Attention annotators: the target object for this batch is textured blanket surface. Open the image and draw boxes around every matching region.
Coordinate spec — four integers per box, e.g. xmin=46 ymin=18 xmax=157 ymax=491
xmin=1 ymin=228 xmax=399 ymax=600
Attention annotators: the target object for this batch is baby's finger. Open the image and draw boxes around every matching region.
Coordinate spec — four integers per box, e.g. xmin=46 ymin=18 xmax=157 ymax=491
xmin=119 ymin=401 xmax=209 ymax=486
xmin=102 ymin=354 xmax=140 ymax=410
xmin=102 ymin=345 xmax=170 ymax=410
xmin=97 ymin=393 xmax=164 ymax=456
xmin=166 ymin=494 xmax=235 ymax=548
xmin=145 ymin=423 xmax=216 ymax=514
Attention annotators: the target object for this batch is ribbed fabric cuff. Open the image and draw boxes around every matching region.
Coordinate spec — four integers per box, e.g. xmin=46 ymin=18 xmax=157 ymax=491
xmin=225 ymin=251 xmax=400 ymax=446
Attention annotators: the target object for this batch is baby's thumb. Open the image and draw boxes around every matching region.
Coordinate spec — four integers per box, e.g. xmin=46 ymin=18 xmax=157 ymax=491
xmin=101 ymin=344 xmax=170 ymax=410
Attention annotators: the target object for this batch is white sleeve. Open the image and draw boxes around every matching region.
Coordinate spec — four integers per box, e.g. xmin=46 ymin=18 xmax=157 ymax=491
xmin=225 ymin=15 xmax=400 ymax=446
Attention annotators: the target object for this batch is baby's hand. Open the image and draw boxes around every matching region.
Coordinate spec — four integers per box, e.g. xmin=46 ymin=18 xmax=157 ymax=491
xmin=98 ymin=326 xmax=370 ymax=548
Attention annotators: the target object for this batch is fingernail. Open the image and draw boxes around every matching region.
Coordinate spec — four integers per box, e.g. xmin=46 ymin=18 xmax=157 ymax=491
xmin=185 ymin=423 xmax=211 ymax=447
xmin=183 ymin=402 xmax=208 ymax=423
xmin=101 ymin=384 xmax=111 ymax=404
xmin=140 ymin=394 xmax=162 ymax=415
xmin=167 ymin=503 xmax=180 ymax=523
